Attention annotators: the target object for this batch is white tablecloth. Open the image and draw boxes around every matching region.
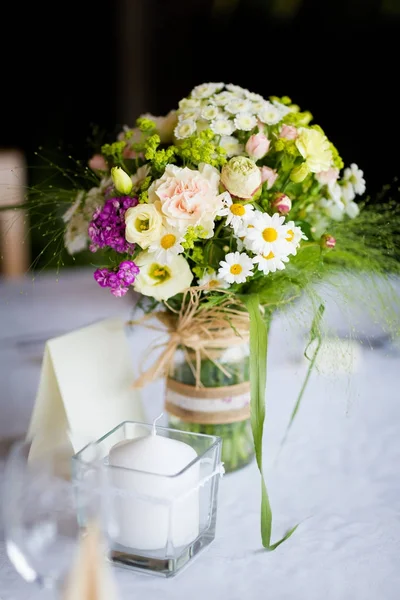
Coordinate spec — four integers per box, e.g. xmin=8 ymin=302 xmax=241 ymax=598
xmin=1 ymin=269 xmax=400 ymax=600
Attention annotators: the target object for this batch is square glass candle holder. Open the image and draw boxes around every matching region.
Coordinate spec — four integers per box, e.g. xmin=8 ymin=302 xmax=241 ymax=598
xmin=72 ymin=421 xmax=223 ymax=577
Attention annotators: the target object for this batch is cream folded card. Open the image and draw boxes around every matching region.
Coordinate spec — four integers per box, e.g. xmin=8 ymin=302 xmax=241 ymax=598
xmin=28 ymin=318 xmax=143 ymax=460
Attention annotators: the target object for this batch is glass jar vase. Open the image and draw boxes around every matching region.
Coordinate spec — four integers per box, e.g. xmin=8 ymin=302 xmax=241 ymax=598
xmin=165 ymin=344 xmax=254 ymax=473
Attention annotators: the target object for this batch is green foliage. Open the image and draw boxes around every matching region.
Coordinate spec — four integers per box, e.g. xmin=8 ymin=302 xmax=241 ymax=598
xmin=177 ymin=129 xmax=227 ymax=168
xmin=100 ymin=141 xmax=126 ymax=164
xmin=136 ymin=117 xmax=157 ymax=133
xmin=182 ymin=226 xmax=208 ymax=250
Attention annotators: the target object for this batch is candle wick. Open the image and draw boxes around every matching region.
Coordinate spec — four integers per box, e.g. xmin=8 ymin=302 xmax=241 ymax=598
xmin=152 ymin=412 xmax=164 ymax=436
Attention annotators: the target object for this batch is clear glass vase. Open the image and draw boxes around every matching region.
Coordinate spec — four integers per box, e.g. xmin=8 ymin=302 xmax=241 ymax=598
xmin=166 ymin=344 xmax=254 ymax=473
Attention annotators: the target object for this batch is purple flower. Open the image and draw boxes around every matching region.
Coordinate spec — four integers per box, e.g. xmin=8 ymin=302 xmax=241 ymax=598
xmin=118 ymin=260 xmax=140 ymax=285
xmin=93 ymin=260 xmax=140 ymax=298
xmin=111 ymin=286 xmax=129 ymax=297
xmin=88 ymin=196 xmax=138 ymax=254
xmin=94 ymin=268 xmax=111 ymax=288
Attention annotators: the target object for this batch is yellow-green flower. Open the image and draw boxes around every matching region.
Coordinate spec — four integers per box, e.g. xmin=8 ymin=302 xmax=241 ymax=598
xmin=295 ymin=128 xmax=332 ymax=173
xmin=111 ymin=167 xmax=133 ymax=194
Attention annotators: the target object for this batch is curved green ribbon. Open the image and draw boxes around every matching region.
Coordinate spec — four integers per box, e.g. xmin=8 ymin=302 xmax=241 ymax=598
xmin=243 ymin=294 xmax=298 ymax=549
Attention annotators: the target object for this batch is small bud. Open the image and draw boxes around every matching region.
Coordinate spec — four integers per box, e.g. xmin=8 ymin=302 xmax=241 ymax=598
xmin=320 ymin=234 xmax=336 ymax=249
xmin=111 ymin=166 xmax=133 ymax=195
xmin=88 ymin=154 xmax=108 ymax=171
xmin=271 ymin=193 xmax=291 ymax=215
xmin=290 ymin=163 xmax=310 ymax=183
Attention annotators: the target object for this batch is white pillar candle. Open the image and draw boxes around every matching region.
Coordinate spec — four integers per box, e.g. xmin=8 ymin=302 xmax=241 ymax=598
xmin=108 ymin=424 xmax=199 ymax=551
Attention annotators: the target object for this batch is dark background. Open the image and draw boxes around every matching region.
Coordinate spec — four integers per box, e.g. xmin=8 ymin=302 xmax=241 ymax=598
xmin=1 ymin=0 xmax=400 ymax=262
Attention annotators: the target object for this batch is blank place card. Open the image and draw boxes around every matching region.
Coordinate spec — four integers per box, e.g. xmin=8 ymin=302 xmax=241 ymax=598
xmin=27 ymin=318 xmax=144 ymax=460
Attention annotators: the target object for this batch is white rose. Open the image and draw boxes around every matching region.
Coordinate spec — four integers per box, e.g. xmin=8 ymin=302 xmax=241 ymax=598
xmin=148 ymin=163 xmax=226 ymax=237
xmin=134 ymin=252 xmax=193 ymax=301
xmin=220 ymin=156 xmax=261 ymax=199
xmin=125 ymin=203 xmax=163 ymax=248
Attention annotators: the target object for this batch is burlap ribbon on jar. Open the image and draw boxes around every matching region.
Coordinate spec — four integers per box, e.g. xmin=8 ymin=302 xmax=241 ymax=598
xmin=129 ymin=288 xmax=251 ymax=424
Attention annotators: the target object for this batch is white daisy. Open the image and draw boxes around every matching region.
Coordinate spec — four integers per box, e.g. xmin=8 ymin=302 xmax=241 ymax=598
xmin=253 ymin=251 xmax=289 ymax=274
xmin=234 ymin=113 xmax=258 ymax=131
xmin=178 ymin=108 xmax=201 ymax=121
xmin=225 ymin=98 xmax=253 ymax=115
xmin=201 ymin=105 xmax=222 ymax=121
xmin=198 ymin=270 xmax=230 ymax=291
xmin=226 ymin=84 xmax=247 ymax=96
xmin=147 ymin=227 xmax=185 ymax=264
xmin=211 ymin=91 xmax=237 ymax=106
xmin=251 ymin=99 xmax=268 ymax=114
xmin=343 ymin=163 xmax=366 ymax=195
xmin=244 ymin=91 xmax=265 ymax=103
xmin=211 ymin=118 xmax=235 ymax=136
xmin=283 ymin=221 xmax=307 ymax=255
xmin=244 ymin=211 xmax=288 ymax=255
xmin=218 ymin=196 xmax=255 ymax=234
xmin=196 ymin=119 xmax=211 ymax=132
xmin=174 ymin=119 xmax=197 ymax=139
xmin=219 ymin=135 xmax=244 ymax=157
xmin=191 ymin=82 xmax=224 ymax=99
xmin=179 ymin=98 xmax=202 ymax=110
xmin=341 ymin=180 xmax=356 ymax=203
xmin=257 ymin=101 xmax=283 ymax=125
xmin=218 ymin=251 xmax=254 ymax=284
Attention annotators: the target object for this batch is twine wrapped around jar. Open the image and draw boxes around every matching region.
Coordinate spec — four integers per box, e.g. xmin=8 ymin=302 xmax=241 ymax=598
xmin=130 ymin=288 xmax=250 ymax=389
xmin=129 ymin=288 xmax=251 ymax=424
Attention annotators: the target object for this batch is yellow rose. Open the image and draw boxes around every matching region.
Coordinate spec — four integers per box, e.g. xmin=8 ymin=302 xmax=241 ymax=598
xmin=295 ymin=128 xmax=332 ymax=173
xmin=125 ymin=203 xmax=163 ymax=249
xmin=134 ymin=252 xmax=193 ymax=301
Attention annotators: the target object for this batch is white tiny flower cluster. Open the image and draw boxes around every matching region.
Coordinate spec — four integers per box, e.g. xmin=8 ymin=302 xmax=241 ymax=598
xmin=320 ymin=163 xmax=365 ymax=222
xmin=174 ymin=83 xmax=290 ymax=141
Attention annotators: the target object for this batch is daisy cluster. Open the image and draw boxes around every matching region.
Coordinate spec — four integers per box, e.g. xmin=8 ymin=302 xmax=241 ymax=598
xmin=61 ymin=82 xmax=366 ymax=304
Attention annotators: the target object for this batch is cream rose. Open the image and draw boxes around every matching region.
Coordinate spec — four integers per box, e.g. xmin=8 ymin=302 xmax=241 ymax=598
xmin=125 ymin=203 xmax=163 ymax=248
xmin=134 ymin=252 xmax=193 ymax=301
xmin=295 ymin=127 xmax=332 ymax=173
xmin=148 ymin=163 xmax=226 ymax=237
xmin=140 ymin=110 xmax=178 ymax=144
xmin=220 ymin=156 xmax=261 ymax=199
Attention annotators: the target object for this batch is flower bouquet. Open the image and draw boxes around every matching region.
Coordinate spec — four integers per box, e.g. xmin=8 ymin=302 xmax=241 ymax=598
xmin=24 ymin=83 xmax=400 ymax=548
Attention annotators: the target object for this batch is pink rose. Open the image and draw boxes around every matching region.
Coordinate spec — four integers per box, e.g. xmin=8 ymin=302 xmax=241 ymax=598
xmin=315 ymin=167 xmax=340 ymax=185
xmin=271 ymin=193 xmax=291 ymax=215
xmin=245 ymin=133 xmax=270 ymax=160
xmin=148 ymin=163 xmax=225 ymax=237
xmin=280 ymin=124 xmax=298 ymax=140
xmin=88 ymin=154 xmax=107 ymax=171
xmin=259 ymin=166 xmax=278 ymax=189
